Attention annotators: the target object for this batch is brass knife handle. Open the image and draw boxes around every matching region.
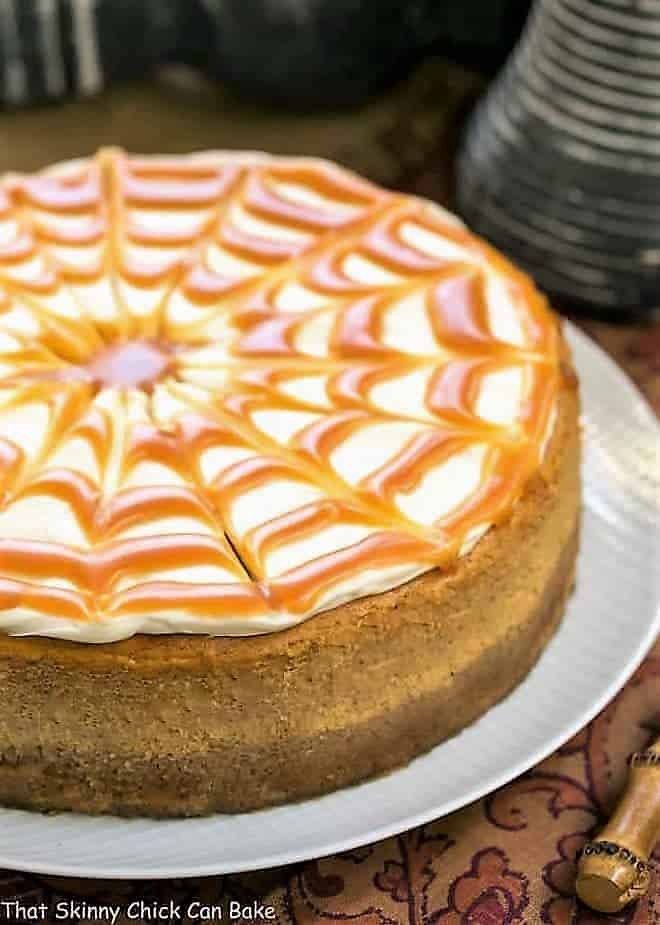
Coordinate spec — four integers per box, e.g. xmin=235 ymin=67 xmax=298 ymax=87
xmin=576 ymin=737 xmax=660 ymax=914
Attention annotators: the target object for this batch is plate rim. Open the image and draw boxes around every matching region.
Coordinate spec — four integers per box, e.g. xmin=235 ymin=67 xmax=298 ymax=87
xmin=0 ymin=322 xmax=658 ymax=880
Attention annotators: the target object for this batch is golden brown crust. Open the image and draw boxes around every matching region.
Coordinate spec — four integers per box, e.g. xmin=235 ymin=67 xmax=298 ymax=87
xmin=0 ymin=343 xmax=580 ymax=816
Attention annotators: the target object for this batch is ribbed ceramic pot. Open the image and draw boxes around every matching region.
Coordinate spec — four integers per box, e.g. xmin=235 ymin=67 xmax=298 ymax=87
xmin=457 ymin=0 xmax=660 ymax=316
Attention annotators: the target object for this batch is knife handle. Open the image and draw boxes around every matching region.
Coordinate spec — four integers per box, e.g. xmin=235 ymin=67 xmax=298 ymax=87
xmin=576 ymin=737 xmax=660 ymax=913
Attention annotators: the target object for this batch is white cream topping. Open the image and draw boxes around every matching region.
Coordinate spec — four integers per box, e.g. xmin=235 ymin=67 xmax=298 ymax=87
xmin=293 ymin=309 xmax=336 ymax=356
xmin=48 ymin=242 xmax=104 ymax=272
xmin=229 ymin=202 xmax=312 ymax=244
xmin=0 ymin=400 xmax=50 ymax=458
xmin=0 ymin=150 xmax=559 ymax=642
xmin=395 ymin=444 xmax=488 ymax=526
xmin=330 ymin=420 xmax=422 ymax=485
xmin=229 ymin=479 xmax=322 ymax=537
xmin=264 ymin=523 xmax=373 ymax=578
xmin=486 ymin=274 xmax=526 ymax=347
xmin=381 ymin=290 xmax=440 ymax=356
xmin=279 ymin=374 xmax=331 ymax=408
xmin=400 ymin=220 xmax=472 ymax=263
xmin=130 ymin=207 xmax=212 ymax=237
xmin=204 ymin=243 xmax=262 ymax=280
xmin=122 ymin=460 xmax=186 ymax=489
xmin=0 ymin=302 xmax=41 ymax=337
xmin=269 ymin=178 xmax=362 ymax=219
xmin=0 ymin=496 xmax=88 ymax=546
xmin=199 ymin=446 xmax=256 ymax=483
xmin=0 ymin=218 xmax=20 ymax=245
xmin=342 ymin=253 xmax=402 ymax=286
xmin=475 ymin=366 xmax=525 ymax=427
xmin=72 ymin=278 xmax=121 ymax=326
xmin=0 ymin=607 xmax=296 ymax=644
xmin=276 ymin=281 xmax=332 ymax=313
xmin=307 ymin=561 xmax=430 ymax=619
xmin=120 ymin=517 xmax=216 ymax=540
xmin=369 ymin=366 xmax=435 ymax=421
xmin=251 ymin=407 xmax=321 ymax=444
xmin=48 ymin=436 xmax=101 ymax=481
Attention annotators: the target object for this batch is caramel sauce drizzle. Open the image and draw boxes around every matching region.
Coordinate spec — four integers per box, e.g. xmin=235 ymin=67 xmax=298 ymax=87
xmin=0 ymin=149 xmax=563 ymax=635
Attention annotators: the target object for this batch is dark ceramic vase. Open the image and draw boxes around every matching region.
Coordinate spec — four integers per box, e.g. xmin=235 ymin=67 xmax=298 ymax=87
xmin=457 ymin=0 xmax=660 ymax=318
xmin=198 ymin=0 xmax=439 ymax=107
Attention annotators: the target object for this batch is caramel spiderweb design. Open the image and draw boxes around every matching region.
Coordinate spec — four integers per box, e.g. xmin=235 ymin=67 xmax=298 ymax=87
xmin=0 ymin=149 xmax=560 ymax=642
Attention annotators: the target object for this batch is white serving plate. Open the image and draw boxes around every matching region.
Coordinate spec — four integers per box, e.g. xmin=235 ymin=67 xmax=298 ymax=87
xmin=0 ymin=323 xmax=658 ymax=879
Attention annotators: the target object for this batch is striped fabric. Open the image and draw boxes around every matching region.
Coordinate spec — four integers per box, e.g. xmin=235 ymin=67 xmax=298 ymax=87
xmin=0 ymin=0 xmax=176 ymax=106
xmin=457 ymin=0 xmax=660 ymax=316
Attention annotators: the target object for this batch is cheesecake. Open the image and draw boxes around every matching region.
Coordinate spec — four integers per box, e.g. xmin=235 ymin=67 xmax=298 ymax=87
xmin=0 ymin=149 xmax=579 ymax=816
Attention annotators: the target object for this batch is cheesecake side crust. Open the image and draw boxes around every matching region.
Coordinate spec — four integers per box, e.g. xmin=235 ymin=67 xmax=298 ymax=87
xmin=0 ymin=364 xmax=580 ymax=817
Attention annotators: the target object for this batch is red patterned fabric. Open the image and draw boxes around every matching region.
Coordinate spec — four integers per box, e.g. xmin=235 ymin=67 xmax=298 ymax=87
xmin=0 ymin=319 xmax=658 ymax=924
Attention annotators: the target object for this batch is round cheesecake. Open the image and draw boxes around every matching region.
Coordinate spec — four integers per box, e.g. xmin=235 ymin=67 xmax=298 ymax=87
xmin=0 ymin=149 xmax=579 ymax=816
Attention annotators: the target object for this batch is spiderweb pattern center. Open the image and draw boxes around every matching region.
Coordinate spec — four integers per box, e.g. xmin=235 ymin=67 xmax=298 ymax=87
xmin=85 ymin=339 xmax=175 ymax=390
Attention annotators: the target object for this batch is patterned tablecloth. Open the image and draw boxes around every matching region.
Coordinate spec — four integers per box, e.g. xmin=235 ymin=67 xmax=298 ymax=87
xmin=0 ymin=65 xmax=658 ymax=925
